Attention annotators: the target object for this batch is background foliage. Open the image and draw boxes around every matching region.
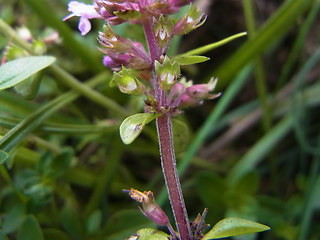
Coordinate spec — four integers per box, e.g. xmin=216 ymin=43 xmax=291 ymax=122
xmin=0 ymin=0 xmax=320 ymax=239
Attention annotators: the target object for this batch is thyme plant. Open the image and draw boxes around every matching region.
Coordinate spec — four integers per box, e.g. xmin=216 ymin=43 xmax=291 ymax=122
xmin=62 ymin=1 xmax=270 ymax=240
xmin=0 ymin=1 xmax=272 ymax=240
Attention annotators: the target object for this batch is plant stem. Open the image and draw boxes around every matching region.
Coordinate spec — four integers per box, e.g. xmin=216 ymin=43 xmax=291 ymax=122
xmin=157 ymin=114 xmax=192 ymax=240
xmin=142 ymin=18 xmax=192 ymax=240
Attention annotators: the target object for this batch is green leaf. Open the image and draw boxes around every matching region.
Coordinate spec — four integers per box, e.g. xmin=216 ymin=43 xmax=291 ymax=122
xmin=214 ymin=0 xmax=314 ymax=88
xmin=14 ymin=71 xmax=43 ymax=100
xmin=128 ymin=228 xmax=170 ymax=240
xmin=86 ymin=210 xmax=102 ymax=235
xmin=49 ymin=148 xmax=73 ymax=179
xmin=0 ymin=230 xmax=9 ymax=240
xmin=113 ymin=10 xmax=142 ymax=20
xmin=175 ymin=55 xmax=210 ymax=65
xmin=60 ymin=205 xmax=83 ymax=239
xmin=178 ymin=32 xmax=247 ymax=57
xmin=104 ymin=209 xmax=152 ymax=240
xmin=228 ymin=116 xmax=292 ymax=185
xmin=120 ymin=113 xmax=159 ymax=145
xmin=0 ymin=150 xmax=9 ymax=165
xmin=172 ymin=119 xmax=189 ymax=154
xmin=0 ymin=56 xmax=55 ymax=90
xmin=2 ymin=203 xmax=26 ymax=234
xmin=17 ymin=215 xmax=44 ymax=240
xmin=202 ymin=217 xmax=270 ymax=239
xmin=43 ymin=229 xmax=73 ymax=240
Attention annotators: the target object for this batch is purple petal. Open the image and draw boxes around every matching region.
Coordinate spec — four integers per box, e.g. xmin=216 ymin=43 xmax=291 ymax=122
xmin=67 ymin=1 xmax=101 ymax=19
xmin=78 ymin=17 xmax=91 ymax=35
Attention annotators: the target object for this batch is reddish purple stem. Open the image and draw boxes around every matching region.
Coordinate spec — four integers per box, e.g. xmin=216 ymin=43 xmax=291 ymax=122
xmin=157 ymin=114 xmax=192 ymax=240
xmin=142 ymin=18 xmax=192 ymax=240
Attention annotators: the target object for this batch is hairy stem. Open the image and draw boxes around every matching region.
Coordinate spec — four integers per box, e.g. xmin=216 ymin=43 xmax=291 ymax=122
xmin=157 ymin=114 xmax=192 ymax=240
xmin=142 ymin=18 xmax=192 ymax=240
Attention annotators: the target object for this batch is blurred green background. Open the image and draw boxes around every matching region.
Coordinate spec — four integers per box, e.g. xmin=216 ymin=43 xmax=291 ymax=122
xmin=0 ymin=0 xmax=320 ymax=239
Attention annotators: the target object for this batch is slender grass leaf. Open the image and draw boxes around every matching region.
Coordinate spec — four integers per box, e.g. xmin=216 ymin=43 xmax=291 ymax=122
xmin=228 ymin=116 xmax=293 ymax=185
xmin=0 ymin=92 xmax=75 ymax=152
xmin=0 ymin=56 xmax=55 ymax=90
xmin=0 ymin=150 xmax=9 ymax=164
xmin=202 ymin=217 xmax=270 ymax=239
xmin=120 ymin=113 xmax=160 ymax=144
xmin=175 ymin=56 xmax=210 ymax=65
xmin=214 ymin=0 xmax=314 ymax=87
xmin=17 ymin=215 xmax=44 ymax=240
xmin=178 ymin=32 xmax=247 ymax=57
xmin=0 ymin=73 xmax=107 ymax=152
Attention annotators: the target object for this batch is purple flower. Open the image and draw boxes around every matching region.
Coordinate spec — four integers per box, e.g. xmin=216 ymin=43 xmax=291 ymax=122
xmin=63 ymin=1 xmax=102 ymax=35
xmin=64 ymin=0 xmax=197 ymax=35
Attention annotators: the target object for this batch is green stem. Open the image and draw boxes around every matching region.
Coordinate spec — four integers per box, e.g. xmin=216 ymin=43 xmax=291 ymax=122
xmin=0 ymin=72 xmax=108 ymax=152
xmin=276 ymin=0 xmax=320 ymax=90
xmin=85 ymin=136 xmax=122 ymax=216
xmin=49 ymin=64 xmax=129 ymax=117
xmin=242 ymin=0 xmax=271 ymax=132
xmin=0 ymin=18 xmax=129 ymax=118
xmin=0 ymin=19 xmax=33 ymax=52
xmin=214 ymin=0 xmax=315 ymax=88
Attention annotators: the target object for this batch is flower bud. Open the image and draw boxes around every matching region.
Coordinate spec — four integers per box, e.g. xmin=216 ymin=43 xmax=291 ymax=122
xmin=154 ymin=16 xmax=174 ymax=48
xmin=174 ymin=4 xmax=206 ymax=35
xmin=179 ymin=93 xmax=202 ymax=108
xmin=5 ymin=45 xmax=29 ymax=61
xmin=175 ymin=78 xmax=220 ymax=108
xmin=103 ymin=55 xmax=130 ymax=69
xmin=186 ymin=78 xmax=220 ymax=100
xmin=98 ymin=25 xmax=131 ymax=52
xmin=125 ymin=188 xmax=170 ymax=226
xmin=169 ymin=78 xmax=193 ymax=100
xmin=155 ymin=56 xmax=180 ymax=91
xmin=111 ymin=67 xmax=146 ymax=96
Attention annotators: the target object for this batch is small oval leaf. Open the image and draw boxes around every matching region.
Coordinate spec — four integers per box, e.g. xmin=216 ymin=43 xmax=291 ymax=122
xmin=202 ymin=217 xmax=270 ymax=239
xmin=128 ymin=228 xmax=170 ymax=240
xmin=0 ymin=56 xmax=55 ymax=90
xmin=17 ymin=215 xmax=44 ymax=240
xmin=172 ymin=119 xmax=189 ymax=154
xmin=60 ymin=205 xmax=83 ymax=238
xmin=43 ymin=229 xmax=73 ymax=240
xmin=120 ymin=113 xmax=159 ymax=145
xmin=175 ymin=55 xmax=210 ymax=65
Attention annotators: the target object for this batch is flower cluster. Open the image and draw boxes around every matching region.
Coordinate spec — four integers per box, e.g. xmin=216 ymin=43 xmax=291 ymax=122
xmin=64 ymin=0 xmax=219 ymax=115
xmin=64 ymin=0 xmax=198 ymax=35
